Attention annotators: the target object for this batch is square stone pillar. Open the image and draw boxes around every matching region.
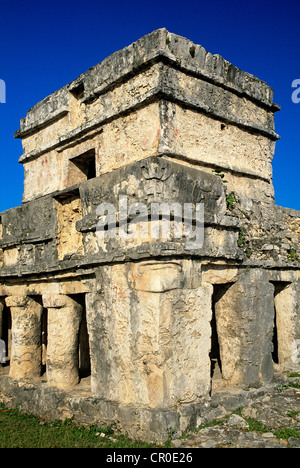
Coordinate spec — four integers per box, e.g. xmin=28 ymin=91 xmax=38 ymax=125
xmin=86 ymin=260 xmax=213 ymax=409
xmin=214 ymin=269 xmax=275 ymax=388
xmin=274 ymin=280 xmax=300 ymax=370
xmin=42 ymin=294 xmax=82 ymax=388
xmin=5 ymin=296 xmax=43 ymax=379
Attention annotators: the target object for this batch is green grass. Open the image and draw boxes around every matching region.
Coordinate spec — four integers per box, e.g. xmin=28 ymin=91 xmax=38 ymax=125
xmin=274 ymin=378 xmax=300 ymax=393
xmin=243 ymin=417 xmax=271 ymax=434
xmin=273 ymin=428 xmax=300 ymax=440
xmin=0 ymin=404 xmax=158 ymax=448
xmin=287 ymin=410 xmax=300 ymax=418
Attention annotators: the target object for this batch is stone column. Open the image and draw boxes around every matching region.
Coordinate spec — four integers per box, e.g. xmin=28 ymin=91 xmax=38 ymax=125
xmin=87 ymin=260 xmax=213 ymax=408
xmin=214 ymin=269 xmax=275 ymax=388
xmin=42 ymin=294 xmax=82 ymax=388
xmin=274 ymin=280 xmax=300 ymax=370
xmin=5 ymin=296 xmax=43 ymax=379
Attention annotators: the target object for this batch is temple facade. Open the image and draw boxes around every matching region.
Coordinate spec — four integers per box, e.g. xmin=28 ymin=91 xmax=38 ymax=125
xmin=0 ymin=29 xmax=299 ymax=442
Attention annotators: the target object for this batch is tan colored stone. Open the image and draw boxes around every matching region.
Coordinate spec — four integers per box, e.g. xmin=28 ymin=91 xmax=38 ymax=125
xmin=5 ymin=295 xmax=29 ymax=308
xmin=5 ymin=296 xmax=43 ymax=379
xmin=274 ymin=281 xmax=300 ymax=368
xmin=43 ymin=294 xmax=82 ymax=388
xmin=3 ymin=247 xmax=19 ymax=267
xmin=161 ymin=104 xmax=273 ymax=182
xmin=86 ymin=261 xmax=213 ymax=409
xmin=21 ymin=102 xmax=161 ymax=202
xmin=202 ymin=265 xmax=239 ymax=284
xmin=56 ymin=195 xmax=84 ymax=261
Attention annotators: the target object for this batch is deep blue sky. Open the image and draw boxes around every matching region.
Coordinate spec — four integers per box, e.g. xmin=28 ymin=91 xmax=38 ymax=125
xmin=0 ymin=0 xmax=299 ymax=212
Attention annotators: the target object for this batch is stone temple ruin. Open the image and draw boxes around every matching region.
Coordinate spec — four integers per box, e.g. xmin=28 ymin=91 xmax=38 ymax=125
xmin=0 ymin=29 xmax=299 ymax=442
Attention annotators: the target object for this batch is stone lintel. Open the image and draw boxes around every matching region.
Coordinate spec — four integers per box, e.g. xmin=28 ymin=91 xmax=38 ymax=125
xmin=5 ymin=295 xmax=29 ymax=308
xmin=42 ymin=293 xmax=73 ymax=309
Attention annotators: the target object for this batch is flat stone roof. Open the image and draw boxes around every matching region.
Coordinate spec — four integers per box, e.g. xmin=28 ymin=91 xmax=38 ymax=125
xmin=15 ymin=28 xmax=280 ymax=141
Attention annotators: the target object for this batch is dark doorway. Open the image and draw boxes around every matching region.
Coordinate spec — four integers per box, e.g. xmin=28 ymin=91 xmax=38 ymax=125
xmin=209 ymin=283 xmax=233 ymax=382
xmin=1 ymin=305 xmax=11 ymax=367
xmin=41 ymin=308 xmax=48 ymax=377
xmin=71 ymin=294 xmax=91 ymax=380
xmin=271 ymin=281 xmax=290 ymax=365
xmin=210 ymin=306 xmax=222 ymax=378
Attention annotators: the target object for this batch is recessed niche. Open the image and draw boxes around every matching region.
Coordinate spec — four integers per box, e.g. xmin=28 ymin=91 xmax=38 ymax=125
xmin=67 ymin=149 xmax=96 ymax=187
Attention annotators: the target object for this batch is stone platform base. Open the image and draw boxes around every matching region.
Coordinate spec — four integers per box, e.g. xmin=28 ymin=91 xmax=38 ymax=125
xmin=0 ymin=374 xmax=287 ymax=443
